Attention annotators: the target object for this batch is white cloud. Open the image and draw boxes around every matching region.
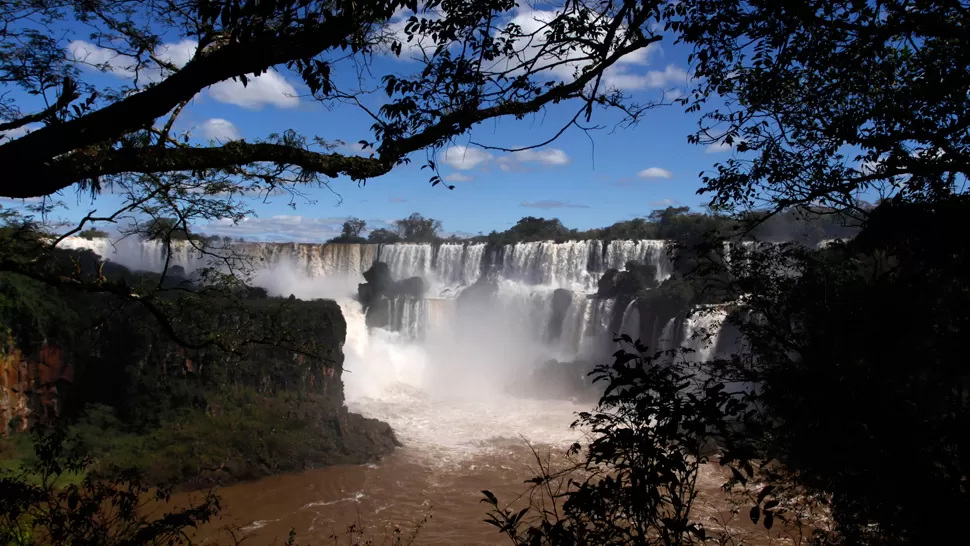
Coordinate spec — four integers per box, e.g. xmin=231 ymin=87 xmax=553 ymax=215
xmin=442 ymin=145 xmax=570 ymax=174
xmin=494 ymin=8 xmax=672 ymax=91
xmin=705 ymin=140 xmax=740 ymax=154
xmin=197 ymin=215 xmax=392 ymax=243
xmin=67 ymin=39 xmax=299 ymax=109
xmin=339 ymin=141 xmax=374 ymax=155
xmin=156 ymin=39 xmax=198 ymax=68
xmin=649 ymin=198 xmax=677 ymax=207
xmin=208 ymin=69 xmax=300 ymax=109
xmin=67 ymin=40 xmax=137 ymax=77
xmin=508 ymin=148 xmax=570 ymax=166
xmin=441 ymin=145 xmax=493 ymax=170
xmin=602 ymin=64 xmax=690 ymax=91
xmin=444 ymin=172 xmax=474 ymax=182
xmin=520 ymin=200 xmax=590 ymax=209
xmin=198 ymin=118 xmax=240 ymax=141
xmin=382 ymin=7 xmax=440 ymax=60
xmin=67 ymin=39 xmax=197 ymax=81
xmin=0 ymin=124 xmax=40 ymax=142
xmin=637 ymin=167 xmax=672 ymax=179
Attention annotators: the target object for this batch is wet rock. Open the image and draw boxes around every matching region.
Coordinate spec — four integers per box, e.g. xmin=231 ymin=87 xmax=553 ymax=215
xmin=547 ymin=288 xmax=573 ymax=342
xmin=393 ymin=276 xmax=426 ymax=299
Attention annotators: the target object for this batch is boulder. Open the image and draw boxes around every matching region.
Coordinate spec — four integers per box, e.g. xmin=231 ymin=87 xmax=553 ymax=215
xmin=365 ymin=297 xmax=391 ymax=329
xmin=458 ymin=270 xmax=499 ymax=308
xmin=547 ymin=288 xmax=573 ymax=342
xmin=393 ymin=276 xmax=427 ymax=299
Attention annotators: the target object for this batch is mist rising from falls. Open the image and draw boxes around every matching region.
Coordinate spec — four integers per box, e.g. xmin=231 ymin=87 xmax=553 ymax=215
xmin=57 ymin=236 xmax=725 ymax=391
xmin=56 ymin=235 xmax=733 ymax=458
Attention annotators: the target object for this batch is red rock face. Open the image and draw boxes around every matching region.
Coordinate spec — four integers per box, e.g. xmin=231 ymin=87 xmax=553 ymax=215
xmin=1 ymin=337 xmax=73 ymax=435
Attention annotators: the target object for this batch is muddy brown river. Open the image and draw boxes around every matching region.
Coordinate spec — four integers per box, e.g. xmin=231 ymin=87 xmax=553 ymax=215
xmin=172 ymin=301 xmax=804 ymax=545
xmin=179 ymin=387 xmax=796 ymax=545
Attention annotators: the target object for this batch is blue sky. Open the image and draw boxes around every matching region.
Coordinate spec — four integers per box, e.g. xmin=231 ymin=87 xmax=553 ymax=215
xmin=0 ymin=7 xmax=739 ymax=242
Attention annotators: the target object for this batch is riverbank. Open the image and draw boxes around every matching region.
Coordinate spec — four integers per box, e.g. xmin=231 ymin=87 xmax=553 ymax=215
xmin=1 ymin=389 xmax=398 ymax=491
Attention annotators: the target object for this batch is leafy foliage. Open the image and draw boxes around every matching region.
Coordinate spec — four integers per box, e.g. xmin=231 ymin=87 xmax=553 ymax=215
xmin=0 ymin=425 xmax=220 ymax=546
xmin=712 ymin=196 xmax=970 ymax=544
xmin=76 ymin=229 xmax=108 ymax=240
xmin=367 ymin=228 xmax=403 ymax=244
xmin=483 ymin=338 xmax=751 ymax=546
xmin=674 ymin=0 xmax=970 ymax=213
xmin=393 ymin=213 xmax=442 ymax=243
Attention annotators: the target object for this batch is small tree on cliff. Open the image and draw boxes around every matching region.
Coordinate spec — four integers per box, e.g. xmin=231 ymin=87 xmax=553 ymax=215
xmin=393 ymin=213 xmax=442 ymax=243
xmin=367 ymin=228 xmax=402 ymax=244
xmin=329 ymin=218 xmax=368 ymax=243
xmin=342 ymin=218 xmax=367 ymax=239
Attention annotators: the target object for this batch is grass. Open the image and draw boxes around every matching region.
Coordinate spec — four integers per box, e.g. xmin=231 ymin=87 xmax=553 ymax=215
xmin=0 ymin=434 xmax=86 ymax=487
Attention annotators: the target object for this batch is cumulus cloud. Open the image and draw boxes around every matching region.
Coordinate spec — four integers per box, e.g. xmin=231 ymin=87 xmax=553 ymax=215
xmin=649 ymin=198 xmax=678 ymax=207
xmin=499 ymin=8 xmax=674 ymax=91
xmin=442 ymin=145 xmax=570 ymax=173
xmin=441 ymin=145 xmax=493 ymax=170
xmin=637 ymin=167 xmax=672 ymax=179
xmin=601 ymin=63 xmax=689 ymax=91
xmin=507 ymin=148 xmax=570 ymax=166
xmin=0 ymin=124 xmax=39 ymax=142
xmin=198 ymin=118 xmax=240 ymax=141
xmin=520 ymin=200 xmax=590 ymax=209
xmin=67 ymin=39 xmax=300 ymax=109
xmin=705 ymin=138 xmax=747 ymax=154
xmin=208 ymin=69 xmax=299 ymax=109
xmin=444 ymin=172 xmax=474 ymax=182
xmin=197 ymin=215 xmax=393 ymax=243
xmin=67 ymin=39 xmax=197 ymax=81
xmin=382 ymin=7 xmax=440 ymax=60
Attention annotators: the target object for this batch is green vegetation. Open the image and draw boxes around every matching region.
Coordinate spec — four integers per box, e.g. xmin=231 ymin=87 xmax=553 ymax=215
xmin=0 ymin=426 xmax=220 ymax=546
xmin=66 ymin=389 xmax=393 ymax=488
xmin=0 ymin=242 xmax=395 ymax=494
xmin=75 ymin=229 xmax=108 ymax=240
xmin=328 ymin=218 xmax=369 ymax=244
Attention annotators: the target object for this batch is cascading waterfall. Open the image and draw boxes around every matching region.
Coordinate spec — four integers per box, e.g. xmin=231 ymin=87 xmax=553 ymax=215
xmin=498 ymin=241 xmax=600 ymax=290
xmin=388 ymin=297 xmax=428 ymax=341
xmin=681 ymin=307 xmax=729 ymax=363
xmin=376 ymin=243 xmax=434 ymax=281
xmin=604 ymin=240 xmax=672 ymax=282
xmin=57 ymin=236 xmax=728 ymax=374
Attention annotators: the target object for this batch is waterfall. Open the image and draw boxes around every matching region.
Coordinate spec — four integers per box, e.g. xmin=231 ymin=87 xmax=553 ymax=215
xmin=339 ymin=298 xmax=428 ymax=400
xmin=604 ymin=240 xmax=671 ymax=282
xmin=434 ymin=244 xmax=465 ymax=286
xmin=681 ymin=307 xmax=728 ymax=363
xmin=377 ymin=244 xmax=434 ymax=281
xmin=499 ymin=241 xmax=601 ymax=290
xmin=388 ymin=297 xmax=428 ymax=340
xmin=618 ymin=300 xmax=640 ymax=341
xmin=462 ymin=244 xmax=485 ymax=285
xmin=55 ymin=236 xmax=729 ymax=376
xmin=57 ymin=237 xmax=214 ymax=272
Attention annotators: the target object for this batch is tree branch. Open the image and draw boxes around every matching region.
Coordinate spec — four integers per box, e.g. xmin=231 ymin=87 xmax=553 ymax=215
xmin=0 ymin=76 xmax=79 ymax=132
xmin=0 ymin=12 xmax=362 ymax=188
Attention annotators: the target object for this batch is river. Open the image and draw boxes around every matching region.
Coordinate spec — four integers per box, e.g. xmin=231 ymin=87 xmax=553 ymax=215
xmin=184 ymin=310 xmax=780 ymax=545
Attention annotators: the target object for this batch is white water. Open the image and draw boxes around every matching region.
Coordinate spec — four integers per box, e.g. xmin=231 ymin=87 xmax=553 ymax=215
xmin=57 ymin=236 xmax=726 ymax=455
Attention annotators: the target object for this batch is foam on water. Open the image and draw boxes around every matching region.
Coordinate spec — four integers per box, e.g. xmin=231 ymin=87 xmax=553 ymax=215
xmin=339 ymin=299 xmax=586 ymax=464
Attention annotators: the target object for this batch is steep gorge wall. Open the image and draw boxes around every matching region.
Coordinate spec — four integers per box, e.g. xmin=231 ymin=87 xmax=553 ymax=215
xmin=1 ymin=340 xmax=70 ymax=435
